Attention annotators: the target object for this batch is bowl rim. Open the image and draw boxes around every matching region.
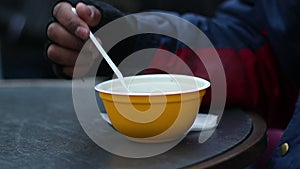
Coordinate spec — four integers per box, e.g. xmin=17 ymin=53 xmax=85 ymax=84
xmin=94 ymin=74 xmax=210 ymax=96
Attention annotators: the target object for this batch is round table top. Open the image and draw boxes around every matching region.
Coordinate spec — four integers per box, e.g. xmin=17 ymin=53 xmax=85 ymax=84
xmin=0 ymin=79 xmax=267 ymax=169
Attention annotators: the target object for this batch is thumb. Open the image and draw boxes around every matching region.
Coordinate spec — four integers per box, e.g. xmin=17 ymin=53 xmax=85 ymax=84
xmin=76 ymin=2 xmax=101 ymax=27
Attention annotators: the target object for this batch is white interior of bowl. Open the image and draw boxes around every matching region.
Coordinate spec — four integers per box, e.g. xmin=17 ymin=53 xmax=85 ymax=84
xmin=95 ymin=74 xmax=210 ymax=96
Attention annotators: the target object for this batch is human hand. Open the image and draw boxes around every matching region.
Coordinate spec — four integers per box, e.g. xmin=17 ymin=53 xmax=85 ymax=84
xmin=47 ymin=2 xmax=101 ymax=77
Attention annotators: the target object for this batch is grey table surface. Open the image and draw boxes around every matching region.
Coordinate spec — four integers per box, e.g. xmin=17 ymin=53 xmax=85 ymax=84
xmin=0 ymin=79 xmax=262 ymax=169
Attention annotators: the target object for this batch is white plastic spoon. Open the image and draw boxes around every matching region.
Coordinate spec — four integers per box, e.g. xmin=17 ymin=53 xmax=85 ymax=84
xmin=72 ymin=7 xmax=129 ymax=91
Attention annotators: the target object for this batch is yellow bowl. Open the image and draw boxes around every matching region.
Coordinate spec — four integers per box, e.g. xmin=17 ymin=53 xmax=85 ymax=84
xmin=95 ymin=74 xmax=210 ymax=142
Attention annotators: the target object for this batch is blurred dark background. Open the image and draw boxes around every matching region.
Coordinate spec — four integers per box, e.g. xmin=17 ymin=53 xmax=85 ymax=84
xmin=0 ymin=0 xmax=224 ymax=79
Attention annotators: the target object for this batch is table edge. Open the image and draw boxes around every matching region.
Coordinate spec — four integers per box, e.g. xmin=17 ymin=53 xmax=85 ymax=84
xmin=184 ymin=111 xmax=267 ymax=169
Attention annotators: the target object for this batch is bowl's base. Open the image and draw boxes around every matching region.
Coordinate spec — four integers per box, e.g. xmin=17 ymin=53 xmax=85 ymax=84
xmin=126 ymin=134 xmax=186 ymax=143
